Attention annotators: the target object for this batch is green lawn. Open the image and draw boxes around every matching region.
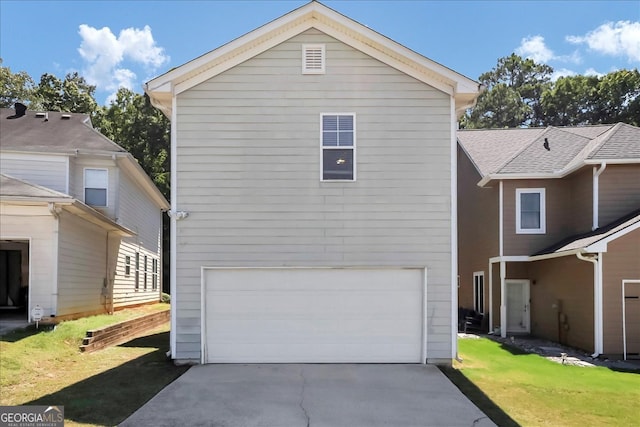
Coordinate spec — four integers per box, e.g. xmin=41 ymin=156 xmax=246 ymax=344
xmin=449 ymin=337 xmax=640 ymax=427
xmin=0 ymin=304 xmax=188 ymax=426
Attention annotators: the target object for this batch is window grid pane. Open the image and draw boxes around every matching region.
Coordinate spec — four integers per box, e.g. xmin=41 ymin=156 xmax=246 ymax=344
xmin=520 ymin=193 xmax=541 ymax=229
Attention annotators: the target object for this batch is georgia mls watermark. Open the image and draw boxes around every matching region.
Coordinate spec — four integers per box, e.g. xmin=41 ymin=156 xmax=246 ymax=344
xmin=0 ymin=406 xmax=64 ymax=427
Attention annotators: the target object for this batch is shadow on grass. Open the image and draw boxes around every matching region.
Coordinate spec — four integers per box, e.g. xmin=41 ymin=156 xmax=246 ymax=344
xmin=24 ymin=331 xmax=190 ymax=426
xmin=0 ymin=324 xmax=56 ymax=343
xmin=439 ymin=366 xmax=521 ymax=427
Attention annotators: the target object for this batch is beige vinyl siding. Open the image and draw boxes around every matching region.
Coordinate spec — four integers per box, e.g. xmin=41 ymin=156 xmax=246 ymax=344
xmin=56 ymin=211 xmax=109 ymax=317
xmin=568 ymin=168 xmax=593 ymax=234
xmin=0 ymin=153 xmax=67 ymax=193
xmin=0 ymin=204 xmax=57 ymax=317
xmin=598 ymin=165 xmax=640 ymax=226
xmin=528 ymin=256 xmax=594 ymax=352
xmin=112 ymin=170 xmax=163 ymax=307
xmin=457 ymin=145 xmax=499 ymax=311
xmin=71 ymin=158 xmax=117 ymax=218
xmin=602 ymin=230 xmax=640 ymax=355
xmin=503 ymin=179 xmax=574 ymax=256
xmin=174 ymin=29 xmax=454 ymax=361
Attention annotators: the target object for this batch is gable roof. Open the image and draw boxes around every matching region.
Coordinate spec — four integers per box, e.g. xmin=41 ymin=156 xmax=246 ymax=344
xmin=531 ymin=209 xmax=640 ymax=258
xmin=145 ymin=1 xmax=481 ymax=118
xmin=457 ymin=123 xmax=640 ymax=186
xmin=1 ymin=107 xmax=170 ymax=210
xmin=0 ymin=108 xmax=127 ymax=154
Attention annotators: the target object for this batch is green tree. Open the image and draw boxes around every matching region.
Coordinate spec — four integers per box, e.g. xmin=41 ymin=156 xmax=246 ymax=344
xmin=462 ymin=54 xmax=554 ymax=129
xmin=541 ymin=74 xmax=600 ymax=126
xmin=32 ymin=72 xmax=98 ymax=114
xmin=93 ymin=87 xmax=170 ymax=198
xmin=596 ymin=69 xmax=640 ymax=126
xmin=0 ymin=59 xmax=36 ymax=108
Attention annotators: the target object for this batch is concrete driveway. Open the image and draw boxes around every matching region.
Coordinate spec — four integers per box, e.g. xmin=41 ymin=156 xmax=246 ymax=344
xmin=121 ymin=364 xmax=495 ymax=427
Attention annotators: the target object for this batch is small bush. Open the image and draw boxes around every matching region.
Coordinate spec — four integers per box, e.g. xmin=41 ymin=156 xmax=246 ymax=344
xmin=161 ymin=293 xmax=171 ymax=303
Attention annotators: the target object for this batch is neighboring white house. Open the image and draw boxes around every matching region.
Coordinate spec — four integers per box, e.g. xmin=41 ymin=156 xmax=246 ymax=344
xmin=145 ymin=1 xmax=481 ymax=364
xmin=0 ymin=107 xmax=169 ymax=322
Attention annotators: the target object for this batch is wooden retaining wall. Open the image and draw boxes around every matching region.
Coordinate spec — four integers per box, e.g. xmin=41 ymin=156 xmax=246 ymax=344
xmin=80 ymin=309 xmax=170 ymax=353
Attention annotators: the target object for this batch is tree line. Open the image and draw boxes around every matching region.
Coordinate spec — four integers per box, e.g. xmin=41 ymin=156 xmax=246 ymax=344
xmin=2 ymin=54 xmax=639 ymax=192
xmin=462 ymin=54 xmax=639 ymax=129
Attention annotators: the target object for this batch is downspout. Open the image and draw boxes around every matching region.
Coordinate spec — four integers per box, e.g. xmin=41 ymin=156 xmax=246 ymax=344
xmin=451 ymin=98 xmax=458 ymax=362
xmin=576 ymin=252 xmax=602 ymax=357
xmin=592 ymin=163 xmax=606 ymax=230
xmin=498 ymin=181 xmax=505 ymax=337
xmin=48 ymin=203 xmax=61 ymax=318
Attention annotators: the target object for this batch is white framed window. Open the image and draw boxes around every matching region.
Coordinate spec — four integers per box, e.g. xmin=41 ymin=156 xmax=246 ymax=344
xmin=516 ymin=188 xmax=546 ymax=234
xmin=152 ymin=258 xmax=158 ymax=291
xmin=84 ymin=168 xmax=108 ymax=207
xmin=144 ymin=255 xmax=148 ymax=290
xmin=124 ymin=256 xmax=131 ymax=277
xmin=473 ymin=272 xmax=485 ymax=314
xmin=135 ymin=252 xmax=140 ymax=290
xmin=321 ymin=113 xmax=355 ymax=181
xmin=302 ymin=44 xmax=325 ymax=74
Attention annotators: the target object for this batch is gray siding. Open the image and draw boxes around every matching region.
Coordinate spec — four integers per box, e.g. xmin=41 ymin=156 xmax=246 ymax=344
xmin=71 ymin=157 xmax=117 ymax=219
xmin=0 ymin=153 xmax=67 ymax=193
xmin=57 ymin=212 xmax=108 ymax=317
xmin=174 ymin=29 xmax=454 ymax=361
xmin=112 ymin=170 xmax=163 ymax=306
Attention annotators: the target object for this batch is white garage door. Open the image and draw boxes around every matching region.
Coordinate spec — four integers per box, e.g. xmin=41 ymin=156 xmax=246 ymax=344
xmin=203 ymin=268 xmax=424 ymax=363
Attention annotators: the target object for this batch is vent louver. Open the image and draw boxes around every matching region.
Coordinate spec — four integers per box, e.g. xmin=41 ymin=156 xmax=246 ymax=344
xmin=303 ymin=44 xmax=325 ymax=74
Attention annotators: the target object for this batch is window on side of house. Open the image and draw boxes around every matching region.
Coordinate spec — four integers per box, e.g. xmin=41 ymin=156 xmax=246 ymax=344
xmin=516 ymin=188 xmax=546 ymax=234
xmin=84 ymin=168 xmax=108 ymax=207
xmin=473 ymin=272 xmax=485 ymax=314
xmin=125 ymin=256 xmax=131 ymax=277
xmin=135 ymin=252 xmax=140 ymax=290
xmin=302 ymin=44 xmax=325 ymax=74
xmin=321 ymin=114 xmax=355 ymax=181
xmin=144 ymin=255 xmax=148 ymax=290
xmin=152 ymin=258 xmax=158 ymax=291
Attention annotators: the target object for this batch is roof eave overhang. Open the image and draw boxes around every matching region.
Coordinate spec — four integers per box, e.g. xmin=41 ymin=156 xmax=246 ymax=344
xmin=145 ymin=2 xmax=480 ymax=119
xmin=0 ymin=198 xmax=135 ymax=237
xmin=584 ymin=158 xmax=640 ymax=165
xmin=116 ymin=156 xmax=170 ymax=210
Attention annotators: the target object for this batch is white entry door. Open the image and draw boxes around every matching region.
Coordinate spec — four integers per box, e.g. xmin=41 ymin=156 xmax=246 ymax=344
xmin=506 ymin=280 xmax=530 ymax=334
xmin=202 ymin=268 xmax=424 ymax=363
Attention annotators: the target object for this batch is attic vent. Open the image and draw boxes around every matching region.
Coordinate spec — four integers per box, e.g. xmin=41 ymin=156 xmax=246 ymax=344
xmin=302 ymin=44 xmax=325 ymax=74
xmin=35 ymin=112 xmax=46 ymax=118
xmin=61 ymin=114 xmax=71 ymax=120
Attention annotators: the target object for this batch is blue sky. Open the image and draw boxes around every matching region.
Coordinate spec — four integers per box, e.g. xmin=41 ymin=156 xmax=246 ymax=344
xmin=1 ymin=0 xmax=639 ymax=105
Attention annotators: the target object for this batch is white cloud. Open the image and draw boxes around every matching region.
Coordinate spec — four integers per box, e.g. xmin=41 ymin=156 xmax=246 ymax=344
xmin=516 ymin=35 xmax=555 ymax=63
xmin=567 ymin=21 xmax=640 ymax=62
xmin=550 ymin=68 xmax=577 ymax=81
xmin=584 ymin=68 xmax=605 ymax=78
xmin=77 ymin=24 xmax=169 ymax=102
xmin=516 ymin=35 xmax=581 ymax=65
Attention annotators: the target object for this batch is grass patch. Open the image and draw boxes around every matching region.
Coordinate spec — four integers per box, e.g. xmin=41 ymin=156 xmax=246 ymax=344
xmin=451 ymin=337 xmax=640 ymax=426
xmin=0 ymin=304 xmax=188 ymax=426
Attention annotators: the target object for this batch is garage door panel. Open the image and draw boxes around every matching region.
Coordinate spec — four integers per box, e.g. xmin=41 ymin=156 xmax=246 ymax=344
xmin=204 ymin=268 xmax=423 ymax=363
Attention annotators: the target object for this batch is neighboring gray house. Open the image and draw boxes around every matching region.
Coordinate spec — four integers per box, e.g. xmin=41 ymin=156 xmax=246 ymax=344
xmin=0 ymin=107 xmax=169 ymax=322
xmin=146 ymin=1 xmax=481 ymax=364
